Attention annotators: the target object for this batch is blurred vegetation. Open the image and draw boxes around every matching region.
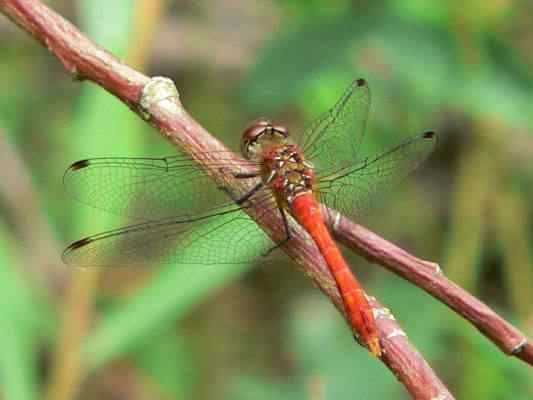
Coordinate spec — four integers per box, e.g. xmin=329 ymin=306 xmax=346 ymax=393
xmin=1 ymin=1 xmax=532 ymax=399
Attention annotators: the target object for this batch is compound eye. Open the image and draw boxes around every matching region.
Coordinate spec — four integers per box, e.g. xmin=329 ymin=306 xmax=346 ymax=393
xmin=241 ymin=138 xmax=258 ymax=159
xmin=243 ymin=123 xmax=268 ymax=142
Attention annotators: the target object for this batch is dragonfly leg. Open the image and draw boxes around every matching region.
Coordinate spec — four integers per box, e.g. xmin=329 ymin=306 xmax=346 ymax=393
xmin=262 ymin=207 xmax=291 ymax=257
xmin=235 ymin=181 xmax=264 ymax=205
xmin=233 ymin=171 xmax=260 ymax=179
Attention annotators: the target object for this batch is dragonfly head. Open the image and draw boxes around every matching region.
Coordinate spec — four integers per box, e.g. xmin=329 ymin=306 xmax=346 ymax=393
xmin=241 ymin=118 xmax=290 ymax=161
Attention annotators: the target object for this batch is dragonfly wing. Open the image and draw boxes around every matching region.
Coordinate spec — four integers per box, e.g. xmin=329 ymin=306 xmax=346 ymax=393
xmin=298 ymin=78 xmax=370 ymax=173
xmin=62 ymin=198 xmax=279 ymax=267
xmin=63 ymin=152 xmax=259 ymax=220
xmin=315 ymin=132 xmax=436 ymax=220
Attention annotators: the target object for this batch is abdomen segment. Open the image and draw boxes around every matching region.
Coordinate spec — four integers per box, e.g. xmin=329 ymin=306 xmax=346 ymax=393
xmin=291 ymin=192 xmax=381 ymax=357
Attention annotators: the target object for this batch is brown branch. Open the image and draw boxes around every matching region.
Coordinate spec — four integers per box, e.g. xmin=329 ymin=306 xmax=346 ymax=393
xmin=325 ymin=208 xmax=532 ymax=365
xmin=44 ymin=268 xmax=100 ymax=400
xmin=0 ymin=1 xmax=459 ymax=398
xmin=366 ymin=297 xmax=453 ymax=399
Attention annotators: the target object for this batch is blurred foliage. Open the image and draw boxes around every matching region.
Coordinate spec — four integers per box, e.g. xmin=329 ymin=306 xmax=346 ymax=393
xmin=1 ymin=1 xmax=533 ymax=399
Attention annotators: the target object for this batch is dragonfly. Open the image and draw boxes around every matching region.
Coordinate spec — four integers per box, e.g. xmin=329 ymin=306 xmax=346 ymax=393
xmin=63 ymin=78 xmax=436 ymax=357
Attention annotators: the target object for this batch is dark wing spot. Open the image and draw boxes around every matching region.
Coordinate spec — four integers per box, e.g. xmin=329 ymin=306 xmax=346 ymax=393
xmin=64 ymin=237 xmax=93 ymax=252
xmin=62 ymin=237 xmax=96 ymax=265
xmin=69 ymin=159 xmax=91 ymax=171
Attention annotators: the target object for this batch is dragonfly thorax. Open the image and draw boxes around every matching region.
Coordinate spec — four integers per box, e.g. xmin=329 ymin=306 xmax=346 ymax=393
xmin=241 ymin=118 xmax=315 ymax=204
xmin=263 ymin=145 xmax=315 ymax=204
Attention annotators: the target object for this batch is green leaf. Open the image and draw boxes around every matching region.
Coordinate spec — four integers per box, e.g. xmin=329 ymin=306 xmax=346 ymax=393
xmin=286 ymin=293 xmax=396 ymax=399
xmin=78 ymin=0 xmax=135 ymax=55
xmin=133 ymin=331 xmax=198 ymax=398
xmin=242 ymin=9 xmax=533 ymax=132
xmin=459 ymin=321 xmax=533 ymax=399
xmin=0 ymin=224 xmax=54 ymax=400
xmin=84 ymin=259 xmax=256 ymax=369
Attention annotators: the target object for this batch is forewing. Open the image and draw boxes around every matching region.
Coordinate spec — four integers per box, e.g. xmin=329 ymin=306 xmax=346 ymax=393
xmin=62 ymin=198 xmax=278 ymax=267
xmin=315 ymin=132 xmax=436 ymax=220
xmin=63 ymin=152 xmax=258 ymax=220
xmin=298 ymin=79 xmax=370 ymax=173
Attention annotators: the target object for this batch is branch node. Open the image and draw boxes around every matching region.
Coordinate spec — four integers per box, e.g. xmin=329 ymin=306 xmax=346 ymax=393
xmin=332 ymin=209 xmax=341 ymax=231
xmin=364 ymin=293 xmax=376 ymax=302
xmin=431 ymin=394 xmax=453 ymax=400
xmin=511 ymin=338 xmax=527 ymax=354
xmin=373 ymin=306 xmax=396 ymax=321
xmin=431 ymin=262 xmax=442 ymax=275
xmin=140 ymin=76 xmax=181 ymax=120
xmin=386 ymin=328 xmax=407 ymax=340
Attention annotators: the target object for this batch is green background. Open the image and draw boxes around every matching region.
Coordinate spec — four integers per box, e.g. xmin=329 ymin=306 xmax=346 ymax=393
xmin=1 ymin=1 xmax=532 ymax=399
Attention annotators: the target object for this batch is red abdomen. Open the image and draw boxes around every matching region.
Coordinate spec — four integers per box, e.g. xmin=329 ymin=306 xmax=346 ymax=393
xmin=291 ymin=192 xmax=381 ymax=356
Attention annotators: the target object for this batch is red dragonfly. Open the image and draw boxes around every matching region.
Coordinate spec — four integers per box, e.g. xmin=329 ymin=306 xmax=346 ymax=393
xmin=63 ymin=79 xmax=436 ymax=357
